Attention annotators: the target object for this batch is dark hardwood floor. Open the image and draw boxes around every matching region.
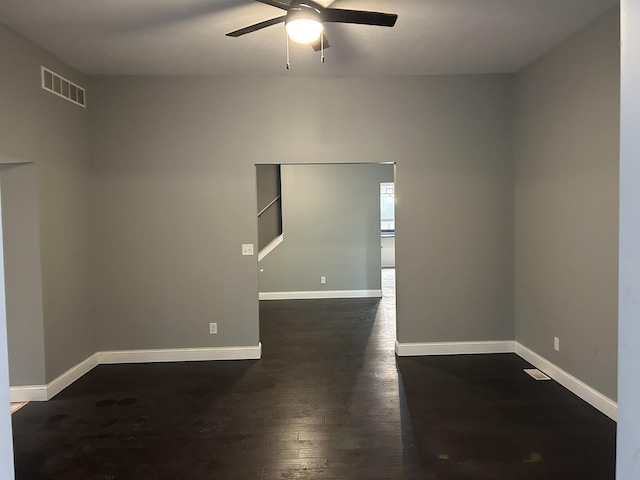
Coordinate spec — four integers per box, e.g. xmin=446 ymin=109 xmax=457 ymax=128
xmin=11 ymin=270 xmax=616 ymax=479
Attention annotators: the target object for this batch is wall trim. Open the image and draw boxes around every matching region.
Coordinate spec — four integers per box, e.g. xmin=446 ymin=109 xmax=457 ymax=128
xmin=10 ymin=352 xmax=99 ymax=402
xmin=97 ymin=344 xmax=262 ymax=364
xmin=9 ymin=385 xmax=47 ymax=402
xmin=9 ymin=344 xmax=262 ymax=402
xmin=258 ymin=234 xmax=284 ymax=262
xmin=47 ymin=352 xmax=100 ymax=399
xmin=259 ymin=290 xmax=383 ymax=300
xmin=514 ymin=343 xmax=617 ymax=421
xmin=394 ymin=339 xmax=617 ymax=421
xmin=395 ymin=340 xmax=515 ymax=356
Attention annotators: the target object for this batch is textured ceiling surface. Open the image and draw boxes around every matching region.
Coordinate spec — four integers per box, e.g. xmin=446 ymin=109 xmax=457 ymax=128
xmin=0 ymin=0 xmax=619 ymax=76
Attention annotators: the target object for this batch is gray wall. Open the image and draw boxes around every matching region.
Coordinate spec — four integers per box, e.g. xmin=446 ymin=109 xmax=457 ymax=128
xmin=89 ymin=74 xmax=515 ymax=350
xmin=618 ymin=0 xmax=640 ymax=476
xmin=256 ymin=164 xmax=280 ymax=211
xmin=0 ymin=24 xmax=94 ymax=383
xmin=394 ymin=77 xmax=515 ymax=343
xmin=0 ymin=163 xmax=46 ymax=385
xmin=259 ymin=163 xmax=393 ymax=294
xmin=514 ymin=9 xmax=619 ymax=400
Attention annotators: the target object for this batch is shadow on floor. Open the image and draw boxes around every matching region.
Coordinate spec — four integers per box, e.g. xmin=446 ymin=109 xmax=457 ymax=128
xmin=396 ymin=353 xmax=616 ymax=480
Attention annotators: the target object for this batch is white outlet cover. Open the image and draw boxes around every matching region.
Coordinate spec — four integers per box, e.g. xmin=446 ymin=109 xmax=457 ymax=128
xmin=241 ymin=244 xmax=254 ymax=256
xmin=209 ymin=323 xmax=217 ymax=334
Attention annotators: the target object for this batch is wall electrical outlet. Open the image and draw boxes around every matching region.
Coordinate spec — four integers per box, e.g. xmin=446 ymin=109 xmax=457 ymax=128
xmin=554 ymin=336 xmax=560 ymax=351
xmin=321 ymin=276 xmax=326 ymax=284
xmin=209 ymin=323 xmax=217 ymax=335
xmin=241 ymin=244 xmax=254 ymax=256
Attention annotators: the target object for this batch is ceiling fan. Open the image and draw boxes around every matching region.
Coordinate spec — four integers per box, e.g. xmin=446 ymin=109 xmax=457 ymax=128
xmin=226 ymin=0 xmax=398 ymax=54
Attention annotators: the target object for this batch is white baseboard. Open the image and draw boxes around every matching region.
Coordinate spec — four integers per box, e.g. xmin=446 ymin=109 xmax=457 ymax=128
xmin=9 ymin=344 xmax=262 ymax=402
xmin=514 ymin=343 xmax=617 ymax=421
xmin=394 ymin=339 xmax=617 ymax=421
xmin=10 ymin=352 xmax=99 ymax=402
xmin=260 ymin=290 xmax=383 ymax=300
xmin=98 ymin=344 xmax=262 ymax=364
xmin=395 ymin=340 xmax=515 ymax=356
xmin=47 ymin=352 xmax=100 ymax=399
xmin=10 ymin=402 xmax=27 ymax=414
xmin=10 ymin=385 xmax=47 ymax=402
xmin=10 ymin=339 xmax=617 ymax=421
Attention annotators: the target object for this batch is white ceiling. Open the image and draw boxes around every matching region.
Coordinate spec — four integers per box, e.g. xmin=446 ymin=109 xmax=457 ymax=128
xmin=0 ymin=0 xmax=619 ymax=76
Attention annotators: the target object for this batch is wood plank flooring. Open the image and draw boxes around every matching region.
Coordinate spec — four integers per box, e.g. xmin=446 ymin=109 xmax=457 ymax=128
xmin=11 ymin=270 xmax=615 ymax=479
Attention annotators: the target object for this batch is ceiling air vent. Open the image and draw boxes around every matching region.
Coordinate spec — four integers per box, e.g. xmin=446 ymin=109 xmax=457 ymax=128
xmin=41 ymin=66 xmax=86 ymax=108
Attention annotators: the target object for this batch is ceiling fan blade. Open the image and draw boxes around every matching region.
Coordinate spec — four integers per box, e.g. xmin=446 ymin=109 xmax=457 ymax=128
xmin=122 ymin=0 xmax=243 ymax=32
xmin=322 ymin=8 xmax=398 ymax=27
xmin=255 ymin=0 xmax=292 ymax=10
xmin=311 ymin=33 xmax=330 ymax=51
xmin=226 ymin=15 xmax=287 ymax=37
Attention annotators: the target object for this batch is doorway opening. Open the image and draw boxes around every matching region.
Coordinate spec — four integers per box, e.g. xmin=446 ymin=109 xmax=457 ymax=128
xmin=380 ymin=180 xmax=396 ymax=309
xmin=255 ymin=162 xmax=397 ymax=349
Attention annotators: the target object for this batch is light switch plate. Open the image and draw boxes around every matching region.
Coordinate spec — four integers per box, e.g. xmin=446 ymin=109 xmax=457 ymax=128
xmin=242 ymin=244 xmax=254 ymax=256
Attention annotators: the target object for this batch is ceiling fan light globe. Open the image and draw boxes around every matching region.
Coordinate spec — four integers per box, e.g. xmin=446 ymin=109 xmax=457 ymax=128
xmin=285 ymin=18 xmax=323 ymax=44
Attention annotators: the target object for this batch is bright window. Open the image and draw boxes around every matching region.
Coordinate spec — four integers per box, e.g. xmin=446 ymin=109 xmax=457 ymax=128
xmin=380 ymin=182 xmax=395 ymax=234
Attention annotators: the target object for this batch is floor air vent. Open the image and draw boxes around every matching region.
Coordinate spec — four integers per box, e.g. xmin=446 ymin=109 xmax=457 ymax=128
xmin=41 ymin=66 xmax=86 ymax=108
xmin=524 ymin=368 xmax=551 ymax=380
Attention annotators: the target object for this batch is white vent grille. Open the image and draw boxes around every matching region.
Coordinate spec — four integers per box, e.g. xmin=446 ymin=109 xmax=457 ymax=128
xmin=41 ymin=66 xmax=86 ymax=108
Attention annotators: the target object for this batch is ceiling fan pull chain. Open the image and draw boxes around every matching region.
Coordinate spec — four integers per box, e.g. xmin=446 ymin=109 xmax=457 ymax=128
xmin=321 ymin=34 xmax=325 ymax=64
xmin=286 ymin=34 xmax=291 ymax=70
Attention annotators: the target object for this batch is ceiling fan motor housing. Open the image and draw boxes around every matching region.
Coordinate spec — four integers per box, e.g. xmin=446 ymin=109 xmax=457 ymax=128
xmin=286 ymin=2 xmax=322 ymax=25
